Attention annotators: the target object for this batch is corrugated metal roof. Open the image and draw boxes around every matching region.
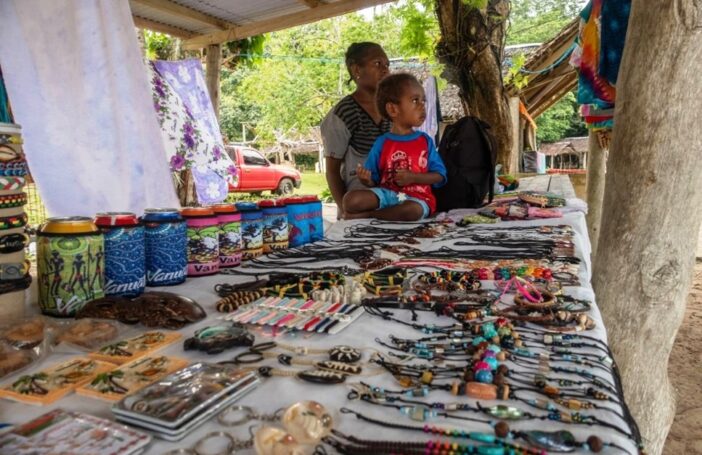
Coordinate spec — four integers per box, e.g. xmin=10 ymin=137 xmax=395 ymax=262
xmin=128 ymin=0 xmax=390 ymax=44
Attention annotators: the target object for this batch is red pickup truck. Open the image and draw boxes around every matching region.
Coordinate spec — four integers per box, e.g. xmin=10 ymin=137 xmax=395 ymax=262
xmin=225 ymin=146 xmax=302 ymax=195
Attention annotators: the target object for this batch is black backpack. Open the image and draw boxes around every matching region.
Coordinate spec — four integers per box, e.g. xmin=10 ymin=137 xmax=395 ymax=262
xmin=434 ymin=116 xmax=497 ymax=211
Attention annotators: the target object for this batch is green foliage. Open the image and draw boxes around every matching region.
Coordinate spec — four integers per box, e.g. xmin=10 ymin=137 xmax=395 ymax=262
xmin=507 ymin=0 xmax=586 ymax=45
xmin=223 ymin=36 xmax=266 ymax=68
xmin=144 ymin=30 xmax=176 ymax=60
xmin=218 ymin=1 xmax=440 ymax=145
xmin=503 ymin=53 xmax=529 ymax=89
xmin=535 ymin=91 xmax=587 ymax=144
xmin=462 ymin=0 xmax=489 ymax=9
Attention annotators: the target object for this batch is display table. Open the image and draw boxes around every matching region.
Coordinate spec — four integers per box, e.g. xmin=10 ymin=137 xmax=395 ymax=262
xmin=0 ymin=178 xmax=640 ymax=454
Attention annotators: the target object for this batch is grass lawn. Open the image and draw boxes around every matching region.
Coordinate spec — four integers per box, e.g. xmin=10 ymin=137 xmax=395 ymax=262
xmin=297 ymin=172 xmax=329 ymax=197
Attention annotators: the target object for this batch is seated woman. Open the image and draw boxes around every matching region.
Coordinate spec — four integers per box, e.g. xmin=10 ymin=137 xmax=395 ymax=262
xmin=320 ymin=42 xmax=390 ymax=217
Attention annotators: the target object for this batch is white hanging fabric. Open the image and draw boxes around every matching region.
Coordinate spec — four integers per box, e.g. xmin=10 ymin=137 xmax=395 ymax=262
xmin=0 ymin=0 xmax=179 ymax=216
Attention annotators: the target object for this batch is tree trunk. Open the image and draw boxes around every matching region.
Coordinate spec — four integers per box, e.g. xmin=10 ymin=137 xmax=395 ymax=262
xmin=435 ymin=0 xmax=514 ymax=172
xmin=586 ymin=130 xmax=607 ymax=257
xmin=592 ymin=1 xmax=702 ymax=453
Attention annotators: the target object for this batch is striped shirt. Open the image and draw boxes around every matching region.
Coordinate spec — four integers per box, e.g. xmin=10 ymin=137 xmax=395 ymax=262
xmin=321 ymin=95 xmax=391 ymax=191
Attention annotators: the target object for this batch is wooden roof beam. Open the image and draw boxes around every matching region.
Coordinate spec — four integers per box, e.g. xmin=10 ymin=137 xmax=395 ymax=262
xmin=133 ymin=16 xmax=196 ymax=39
xmin=132 ymin=0 xmax=237 ymax=30
xmin=183 ymin=0 xmax=397 ymax=49
xmin=297 ymin=0 xmax=322 ymax=7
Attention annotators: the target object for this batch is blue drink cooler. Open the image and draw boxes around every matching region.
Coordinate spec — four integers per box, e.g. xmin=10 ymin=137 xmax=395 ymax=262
xmin=141 ymin=208 xmax=187 ymax=286
xmin=236 ymin=202 xmax=264 ymax=260
xmin=259 ymin=199 xmax=289 ymax=252
xmin=283 ymin=197 xmax=309 ymax=247
xmin=304 ymin=196 xmax=324 ymax=242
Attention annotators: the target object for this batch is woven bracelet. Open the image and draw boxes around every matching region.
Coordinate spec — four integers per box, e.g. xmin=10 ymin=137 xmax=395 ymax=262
xmin=0 ymin=213 xmax=28 ymax=230
xmin=0 ymin=176 xmax=25 ymax=191
xmin=0 ymin=192 xmax=27 ymax=209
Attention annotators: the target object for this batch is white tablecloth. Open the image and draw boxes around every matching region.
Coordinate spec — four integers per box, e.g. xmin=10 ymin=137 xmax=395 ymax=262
xmin=0 ymin=181 xmax=640 ymax=455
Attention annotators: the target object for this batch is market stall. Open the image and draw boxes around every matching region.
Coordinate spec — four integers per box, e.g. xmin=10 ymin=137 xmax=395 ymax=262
xmin=0 ymin=178 xmax=644 ymax=455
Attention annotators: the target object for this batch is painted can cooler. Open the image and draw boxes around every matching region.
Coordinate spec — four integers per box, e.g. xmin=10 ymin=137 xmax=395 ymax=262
xmin=302 ymin=195 xmax=324 ymax=242
xmin=181 ymin=207 xmax=220 ymax=276
xmin=94 ymin=212 xmax=145 ymax=297
xmin=37 ymin=217 xmax=104 ymax=317
xmin=284 ymin=197 xmax=309 ymax=247
xmin=212 ymin=204 xmax=242 ymax=268
xmin=235 ymin=202 xmax=263 ymax=260
xmin=142 ymin=208 xmax=187 ymax=286
xmin=259 ymin=200 xmax=288 ymax=253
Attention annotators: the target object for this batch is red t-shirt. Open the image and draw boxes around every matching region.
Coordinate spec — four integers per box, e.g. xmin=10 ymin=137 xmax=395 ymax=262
xmin=365 ymin=131 xmax=447 ymax=213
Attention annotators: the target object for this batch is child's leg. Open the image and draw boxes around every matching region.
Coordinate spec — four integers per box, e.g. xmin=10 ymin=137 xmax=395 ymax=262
xmin=345 ymin=200 xmax=425 ymax=221
xmin=343 ymin=190 xmax=380 ymax=215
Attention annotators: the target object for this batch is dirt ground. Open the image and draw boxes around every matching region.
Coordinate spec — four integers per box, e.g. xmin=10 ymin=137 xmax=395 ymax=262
xmin=663 ymin=262 xmax=702 ymax=454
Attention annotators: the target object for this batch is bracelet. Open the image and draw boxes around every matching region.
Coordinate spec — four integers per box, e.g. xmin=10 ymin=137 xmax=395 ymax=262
xmin=193 ymin=431 xmax=235 ymax=455
xmin=0 ymin=213 xmax=27 ymax=230
xmin=0 ymin=192 xmax=27 ymax=209
xmin=0 ymin=273 xmax=31 ymax=295
xmin=0 ymin=176 xmax=24 ymax=191
xmin=0 ymin=233 xmax=29 ymax=254
xmin=0 ymin=260 xmax=31 ymax=281
xmin=0 ymin=161 xmax=27 ymax=177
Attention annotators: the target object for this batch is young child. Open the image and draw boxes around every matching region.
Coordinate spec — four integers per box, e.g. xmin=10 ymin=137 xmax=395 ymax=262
xmin=343 ymin=73 xmax=446 ymax=221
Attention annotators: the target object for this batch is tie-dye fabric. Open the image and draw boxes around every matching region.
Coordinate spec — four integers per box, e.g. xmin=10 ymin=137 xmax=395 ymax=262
xmin=149 ymin=59 xmax=237 ymax=204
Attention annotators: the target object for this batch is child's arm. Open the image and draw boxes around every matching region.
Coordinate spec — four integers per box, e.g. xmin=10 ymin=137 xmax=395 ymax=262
xmin=359 ymin=136 xmax=386 ymax=187
xmin=395 ymin=170 xmax=443 ymax=186
xmin=356 ymin=164 xmax=375 ymax=187
xmin=425 ymin=134 xmax=447 ymax=188
xmin=395 ymin=134 xmax=447 ymax=187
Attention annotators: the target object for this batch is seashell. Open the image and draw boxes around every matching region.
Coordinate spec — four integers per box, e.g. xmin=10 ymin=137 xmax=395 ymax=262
xmin=281 ymin=401 xmax=333 ymax=444
xmin=253 ymin=426 xmax=305 ymax=455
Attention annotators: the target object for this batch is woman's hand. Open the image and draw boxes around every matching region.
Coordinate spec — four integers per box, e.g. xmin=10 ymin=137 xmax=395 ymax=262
xmin=356 ymin=164 xmax=375 ymax=187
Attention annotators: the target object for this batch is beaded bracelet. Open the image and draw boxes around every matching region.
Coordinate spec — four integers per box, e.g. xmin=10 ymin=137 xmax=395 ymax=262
xmin=0 ymin=192 xmax=27 ymax=209
xmin=0 ymin=161 xmax=28 ymax=177
xmin=0 ymin=213 xmax=28 ymax=230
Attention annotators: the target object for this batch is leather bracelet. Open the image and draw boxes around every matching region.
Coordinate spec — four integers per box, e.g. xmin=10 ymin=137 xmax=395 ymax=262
xmin=0 ymin=192 xmax=27 ymax=208
xmin=0 ymin=260 xmax=31 ymax=281
xmin=0 ymin=213 xmax=27 ymax=230
xmin=0 ymin=233 xmax=30 ymax=254
xmin=0 ymin=273 xmax=31 ymax=295
xmin=0 ymin=176 xmax=24 ymax=191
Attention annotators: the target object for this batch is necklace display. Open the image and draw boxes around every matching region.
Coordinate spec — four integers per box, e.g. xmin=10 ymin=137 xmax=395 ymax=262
xmin=219 ymin=342 xmax=370 ymax=385
xmin=334 ymin=407 xmax=633 ymax=454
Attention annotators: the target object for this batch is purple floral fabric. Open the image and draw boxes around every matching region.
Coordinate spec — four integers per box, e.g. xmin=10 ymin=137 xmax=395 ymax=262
xmin=148 ymin=59 xmax=237 ymax=204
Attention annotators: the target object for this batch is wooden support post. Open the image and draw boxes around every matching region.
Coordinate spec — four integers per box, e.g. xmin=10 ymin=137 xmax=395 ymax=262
xmin=205 ymin=44 xmax=221 ymax=120
xmin=508 ymin=97 xmax=521 ymax=174
xmin=592 ymin=1 xmax=702 ymax=452
xmin=586 ymin=130 xmax=607 ymax=257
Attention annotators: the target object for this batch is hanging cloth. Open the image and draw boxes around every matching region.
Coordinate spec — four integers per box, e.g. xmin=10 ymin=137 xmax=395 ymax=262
xmin=599 ymin=0 xmax=632 ymax=84
xmin=149 ymin=60 xmax=236 ymax=204
xmin=0 ymin=0 xmax=178 ymax=215
xmin=418 ymin=75 xmax=440 ymax=144
xmin=574 ymin=0 xmax=616 ymax=107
